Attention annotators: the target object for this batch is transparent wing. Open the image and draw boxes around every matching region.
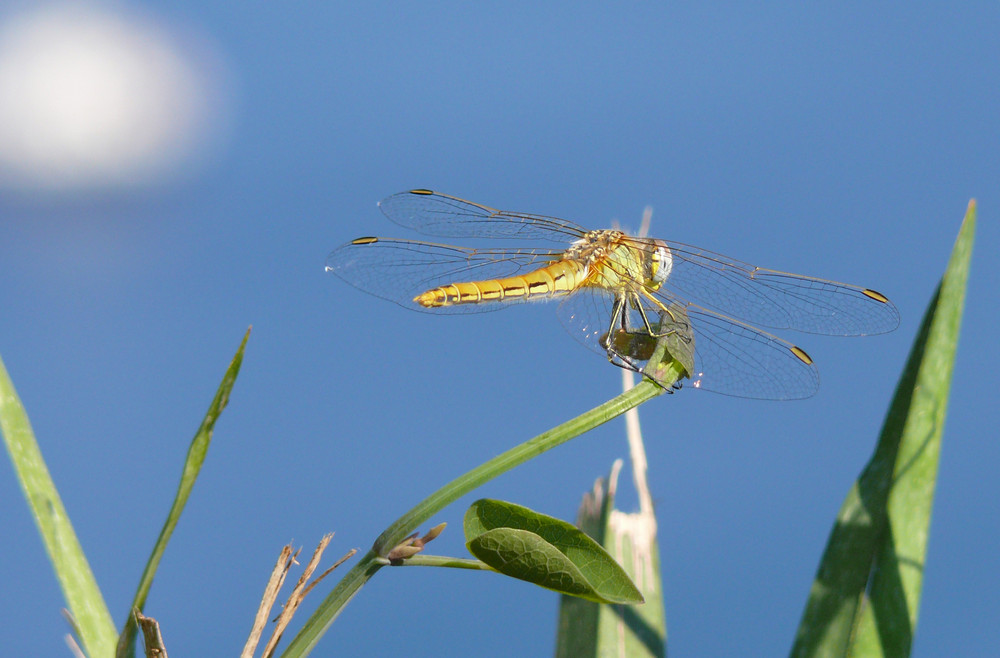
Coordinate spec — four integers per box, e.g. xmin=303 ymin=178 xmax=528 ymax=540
xmin=656 ymin=239 xmax=900 ymax=336
xmin=377 ymin=191 xmax=899 ymax=336
xmin=325 ymin=237 xmax=562 ymax=314
xmin=329 ymin=192 xmax=899 ymax=397
xmin=378 ymin=189 xmax=588 ymax=243
xmin=682 ymin=304 xmax=820 ymax=399
xmin=557 ymin=286 xmax=821 ymax=400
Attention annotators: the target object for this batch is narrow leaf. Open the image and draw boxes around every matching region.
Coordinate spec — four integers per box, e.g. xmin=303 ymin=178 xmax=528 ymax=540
xmin=0 ymin=356 xmax=118 ymax=657
xmin=464 ymin=499 xmax=643 ymax=605
xmin=792 ymin=201 xmax=975 ymax=657
xmin=557 ymin=460 xmax=666 ymax=658
xmin=116 ymin=328 xmax=251 ymax=658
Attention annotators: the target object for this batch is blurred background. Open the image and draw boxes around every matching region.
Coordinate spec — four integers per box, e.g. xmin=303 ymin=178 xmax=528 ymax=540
xmin=1 ymin=2 xmax=996 ymax=655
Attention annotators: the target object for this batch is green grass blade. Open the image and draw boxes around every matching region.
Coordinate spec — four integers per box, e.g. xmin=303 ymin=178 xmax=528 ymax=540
xmin=0 ymin=354 xmax=119 ymax=657
xmin=791 ymin=201 xmax=975 ymax=657
xmin=116 ymin=328 xmax=251 ymax=658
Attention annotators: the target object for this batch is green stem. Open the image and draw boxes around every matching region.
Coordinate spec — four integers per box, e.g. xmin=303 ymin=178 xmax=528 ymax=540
xmin=372 ymin=378 xmax=667 ymax=555
xmin=376 ymin=555 xmax=494 ymax=570
xmin=282 ymin=376 xmax=670 ymax=657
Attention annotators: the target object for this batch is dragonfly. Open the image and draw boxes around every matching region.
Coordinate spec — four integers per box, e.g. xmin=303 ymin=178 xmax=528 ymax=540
xmin=325 ymin=189 xmax=899 ymax=400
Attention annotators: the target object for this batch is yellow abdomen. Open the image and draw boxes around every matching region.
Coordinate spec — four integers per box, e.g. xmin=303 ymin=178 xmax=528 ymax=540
xmin=414 ymin=259 xmax=589 ymax=307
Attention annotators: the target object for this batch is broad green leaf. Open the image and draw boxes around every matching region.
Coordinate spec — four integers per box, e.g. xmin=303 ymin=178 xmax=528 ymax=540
xmin=116 ymin=328 xmax=251 ymax=658
xmin=792 ymin=201 xmax=975 ymax=657
xmin=464 ymin=499 xmax=643 ymax=605
xmin=0 ymin=357 xmax=117 ymax=657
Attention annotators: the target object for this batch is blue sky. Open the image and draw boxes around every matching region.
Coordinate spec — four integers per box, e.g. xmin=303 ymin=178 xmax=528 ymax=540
xmin=1 ymin=2 xmax=997 ymax=656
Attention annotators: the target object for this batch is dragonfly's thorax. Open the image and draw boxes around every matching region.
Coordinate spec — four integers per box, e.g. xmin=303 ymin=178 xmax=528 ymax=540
xmin=564 ymin=231 xmax=673 ymax=292
xmin=563 ymin=229 xmax=624 ymax=265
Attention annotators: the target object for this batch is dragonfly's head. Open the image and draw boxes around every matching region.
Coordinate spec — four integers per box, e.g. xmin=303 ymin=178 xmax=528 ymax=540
xmin=646 ymin=239 xmax=673 ymax=289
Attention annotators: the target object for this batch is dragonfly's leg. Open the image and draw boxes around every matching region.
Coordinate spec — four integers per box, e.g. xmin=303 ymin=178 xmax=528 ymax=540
xmin=611 ymin=352 xmax=642 ymax=369
xmin=640 ymin=290 xmax=693 ymax=345
xmin=602 ymin=294 xmax=643 ymax=372
xmin=604 ymin=293 xmax=681 ymax=394
xmin=600 ymin=294 xmax=626 ymax=352
xmin=635 ymin=290 xmax=677 ymax=338
xmin=615 ymin=292 xmax=631 ymax=332
xmin=632 ymin=292 xmax=695 ymax=392
xmin=635 ymin=296 xmax=675 ymax=337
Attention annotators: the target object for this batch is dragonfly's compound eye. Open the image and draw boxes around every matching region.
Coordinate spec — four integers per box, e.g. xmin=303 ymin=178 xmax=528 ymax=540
xmin=651 ymin=241 xmax=673 ymax=285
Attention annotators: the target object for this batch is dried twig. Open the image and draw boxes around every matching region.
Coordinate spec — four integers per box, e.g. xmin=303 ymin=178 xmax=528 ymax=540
xmin=242 ymin=534 xmax=357 ymax=658
xmin=241 ymin=545 xmax=300 ymax=658
xmin=134 ymin=610 xmax=168 ymax=658
xmin=64 ymin=633 xmax=85 ymax=658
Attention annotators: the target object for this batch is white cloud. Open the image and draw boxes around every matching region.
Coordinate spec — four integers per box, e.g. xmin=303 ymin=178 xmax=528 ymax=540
xmin=0 ymin=4 xmax=229 ymax=191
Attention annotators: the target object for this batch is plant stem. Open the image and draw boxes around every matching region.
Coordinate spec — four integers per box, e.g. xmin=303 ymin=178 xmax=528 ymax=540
xmin=376 ymin=555 xmax=494 ymax=570
xmin=372 ymin=378 xmax=667 ymax=555
xmin=282 ymin=376 xmax=671 ymax=657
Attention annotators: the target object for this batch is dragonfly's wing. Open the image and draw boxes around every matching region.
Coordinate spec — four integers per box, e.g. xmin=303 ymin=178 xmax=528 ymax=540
xmin=326 ymin=237 xmax=562 ymax=314
xmin=628 ymin=238 xmax=900 ymax=336
xmin=557 ymin=287 xmax=616 ymax=358
xmin=682 ymin=304 xmax=820 ymax=399
xmin=379 ymin=190 xmax=587 ymax=243
xmin=557 ymin=286 xmax=821 ymax=400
